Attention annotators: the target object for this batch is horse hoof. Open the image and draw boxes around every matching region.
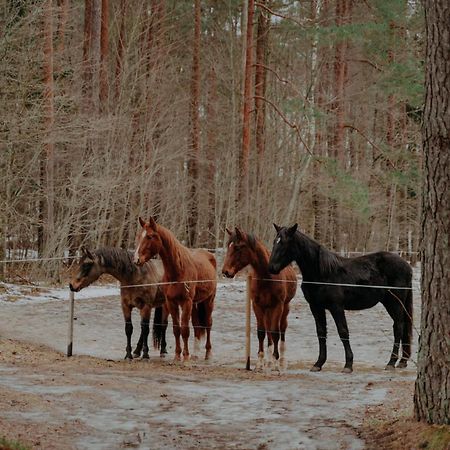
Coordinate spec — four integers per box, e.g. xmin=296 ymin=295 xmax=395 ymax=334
xmin=342 ymin=367 xmax=353 ymax=374
xmin=141 ymin=354 xmax=149 ymax=360
xmin=159 ymin=352 xmax=167 ymax=358
xmin=133 ymin=352 xmax=141 ymax=358
xmin=385 ymin=364 xmax=395 ymax=371
xmin=124 ymin=354 xmax=133 ymax=360
xmin=310 ymin=366 xmax=322 ymax=372
xmin=397 ymin=361 xmax=407 ymax=369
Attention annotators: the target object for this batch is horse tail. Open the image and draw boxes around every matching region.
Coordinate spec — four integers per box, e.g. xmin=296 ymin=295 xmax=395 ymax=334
xmin=152 ymin=306 xmax=166 ymax=350
xmin=402 ymin=286 xmax=413 ymax=358
xmin=192 ymin=301 xmax=209 ymax=340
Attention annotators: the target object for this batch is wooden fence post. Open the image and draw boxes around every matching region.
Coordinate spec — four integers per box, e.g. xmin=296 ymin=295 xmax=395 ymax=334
xmin=246 ymin=274 xmax=252 ymax=370
xmin=67 ymin=290 xmax=74 ymax=356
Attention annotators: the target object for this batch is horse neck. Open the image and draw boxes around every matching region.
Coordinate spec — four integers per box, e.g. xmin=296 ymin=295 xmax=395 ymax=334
xmin=95 ymin=250 xmax=136 ymax=285
xmin=248 ymin=240 xmax=272 ymax=277
xmin=157 ymin=225 xmax=189 ymax=280
xmin=293 ymin=232 xmax=320 ymax=279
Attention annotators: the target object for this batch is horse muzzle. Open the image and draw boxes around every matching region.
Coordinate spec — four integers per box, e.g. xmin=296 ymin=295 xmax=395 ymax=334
xmin=69 ymin=283 xmax=81 ymax=292
xmin=222 ymin=269 xmax=235 ymax=278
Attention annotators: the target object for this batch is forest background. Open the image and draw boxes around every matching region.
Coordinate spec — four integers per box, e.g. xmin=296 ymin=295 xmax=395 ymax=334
xmin=0 ymin=0 xmax=424 ymax=278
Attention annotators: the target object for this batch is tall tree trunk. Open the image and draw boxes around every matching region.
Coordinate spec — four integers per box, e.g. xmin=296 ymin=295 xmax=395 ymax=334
xmin=254 ymin=0 xmax=268 ymax=165
xmin=240 ymin=0 xmax=255 ymax=206
xmin=99 ymin=0 xmax=109 ymax=107
xmin=330 ymin=0 xmax=352 ymax=251
xmin=115 ymin=0 xmax=127 ymax=98
xmin=43 ymin=0 xmax=55 ymax=256
xmin=82 ymin=0 xmax=93 ymax=109
xmin=414 ymin=0 xmax=450 ymax=425
xmin=187 ymin=0 xmax=201 ymax=246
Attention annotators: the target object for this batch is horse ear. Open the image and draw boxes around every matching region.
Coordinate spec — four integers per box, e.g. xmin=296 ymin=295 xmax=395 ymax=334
xmin=235 ymin=227 xmax=244 ymax=241
xmin=149 ymin=216 xmax=157 ymax=229
xmin=225 ymin=227 xmax=232 ymax=236
xmin=287 ymin=223 xmax=298 ymax=236
xmin=273 ymin=223 xmax=282 ymax=233
xmin=82 ymin=247 xmax=94 ymax=260
xmin=138 ymin=217 xmax=146 ymax=228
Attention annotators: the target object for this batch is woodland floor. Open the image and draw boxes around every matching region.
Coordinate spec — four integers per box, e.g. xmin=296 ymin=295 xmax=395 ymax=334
xmin=1 ymin=271 xmax=447 ymax=450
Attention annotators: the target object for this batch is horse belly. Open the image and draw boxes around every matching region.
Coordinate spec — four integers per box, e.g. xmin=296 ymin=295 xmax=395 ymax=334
xmin=342 ymin=288 xmax=381 ymax=310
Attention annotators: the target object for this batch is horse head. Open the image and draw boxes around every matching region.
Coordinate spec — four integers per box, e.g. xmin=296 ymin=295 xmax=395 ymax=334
xmin=69 ymin=247 xmax=103 ymax=292
xmin=221 ymin=227 xmax=256 ymax=278
xmin=268 ymin=223 xmax=298 ymax=274
xmin=134 ymin=216 xmax=162 ymax=265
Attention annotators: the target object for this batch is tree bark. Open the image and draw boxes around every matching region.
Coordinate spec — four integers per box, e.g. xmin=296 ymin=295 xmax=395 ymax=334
xmin=114 ymin=0 xmax=127 ymax=98
xmin=413 ymin=0 xmax=450 ymax=425
xmin=254 ymin=0 xmax=268 ymax=163
xmin=187 ymin=0 xmax=201 ymax=246
xmin=99 ymin=0 xmax=109 ymax=107
xmin=43 ymin=0 xmax=55 ymax=255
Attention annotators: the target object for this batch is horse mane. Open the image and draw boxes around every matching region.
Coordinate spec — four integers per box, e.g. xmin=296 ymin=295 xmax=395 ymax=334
xmin=296 ymin=232 xmax=343 ymax=276
xmin=318 ymin=246 xmax=343 ymax=275
xmin=90 ymin=247 xmax=138 ymax=277
xmin=156 ymin=224 xmax=193 ymax=274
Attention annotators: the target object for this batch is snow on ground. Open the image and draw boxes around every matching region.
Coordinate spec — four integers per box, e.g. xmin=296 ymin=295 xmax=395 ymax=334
xmin=0 ymin=268 xmax=421 ymax=450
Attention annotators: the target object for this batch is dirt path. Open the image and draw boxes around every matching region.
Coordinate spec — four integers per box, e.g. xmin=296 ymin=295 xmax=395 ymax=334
xmin=0 ymin=276 xmax=420 ymax=449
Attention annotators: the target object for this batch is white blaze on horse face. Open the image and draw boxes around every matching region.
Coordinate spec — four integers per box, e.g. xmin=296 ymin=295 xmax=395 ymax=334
xmin=229 ymin=242 xmax=233 ymax=248
xmin=133 ymin=230 xmax=146 ymax=263
xmin=276 ymin=237 xmax=281 ymax=244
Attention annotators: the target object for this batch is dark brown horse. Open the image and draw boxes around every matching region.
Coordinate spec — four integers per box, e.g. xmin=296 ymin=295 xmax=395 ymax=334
xmin=268 ymin=224 xmax=413 ymax=373
xmin=134 ymin=217 xmax=217 ymax=361
xmin=69 ymin=247 xmax=168 ymax=359
xmin=222 ymin=227 xmax=297 ymax=371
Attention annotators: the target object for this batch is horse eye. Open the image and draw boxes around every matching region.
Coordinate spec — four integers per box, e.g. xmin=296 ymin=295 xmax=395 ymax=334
xmin=146 ymin=235 xmax=152 ymax=240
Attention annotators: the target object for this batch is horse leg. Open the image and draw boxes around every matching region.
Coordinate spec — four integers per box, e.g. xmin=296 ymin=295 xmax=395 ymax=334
xmin=265 ymin=313 xmax=274 ymax=370
xmin=159 ymin=304 xmax=169 ymax=356
xmin=309 ymin=303 xmax=327 ymax=372
xmin=191 ymin=303 xmax=201 ymax=359
xmin=279 ymin=304 xmax=290 ymax=370
xmin=168 ymin=301 xmax=182 ymax=360
xmin=122 ymin=303 xmax=133 ymax=360
xmin=181 ymin=301 xmax=193 ymax=361
xmin=133 ymin=305 xmax=148 ymax=358
xmin=140 ymin=305 xmax=151 ymax=359
xmin=204 ymin=296 xmax=214 ymax=360
xmin=269 ymin=306 xmax=283 ymax=372
xmin=382 ymin=301 xmax=403 ymax=370
xmin=329 ymin=306 xmax=354 ymax=373
xmin=253 ymin=303 xmax=266 ymax=371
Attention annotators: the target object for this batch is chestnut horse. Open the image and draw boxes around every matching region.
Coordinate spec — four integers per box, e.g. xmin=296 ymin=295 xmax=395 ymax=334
xmin=134 ymin=217 xmax=217 ymax=361
xmin=222 ymin=227 xmax=297 ymax=371
xmin=69 ymin=247 xmax=168 ymax=359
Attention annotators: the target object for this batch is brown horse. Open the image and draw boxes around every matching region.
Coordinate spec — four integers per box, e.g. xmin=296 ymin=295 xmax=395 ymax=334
xmin=134 ymin=217 xmax=217 ymax=361
xmin=222 ymin=227 xmax=297 ymax=371
xmin=69 ymin=247 xmax=168 ymax=360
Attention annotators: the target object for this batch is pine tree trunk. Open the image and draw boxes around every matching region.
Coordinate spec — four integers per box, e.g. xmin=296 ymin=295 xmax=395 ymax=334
xmin=254 ymin=0 xmax=268 ymax=164
xmin=114 ymin=0 xmax=126 ymax=97
xmin=240 ymin=0 xmax=255 ymax=196
xmin=413 ymin=0 xmax=450 ymax=425
xmin=43 ymin=0 xmax=55 ymax=256
xmin=99 ymin=0 xmax=109 ymax=107
xmin=187 ymin=0 xmax=201 ymax=246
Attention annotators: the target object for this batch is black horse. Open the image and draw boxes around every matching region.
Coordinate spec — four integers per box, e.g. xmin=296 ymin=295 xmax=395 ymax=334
xmin=268 ymin=224 xmax=413 ymax=373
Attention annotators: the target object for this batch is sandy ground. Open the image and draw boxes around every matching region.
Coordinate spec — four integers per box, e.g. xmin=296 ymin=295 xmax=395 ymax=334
xmin=0 ymin=272 xmax=421 ymax=450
